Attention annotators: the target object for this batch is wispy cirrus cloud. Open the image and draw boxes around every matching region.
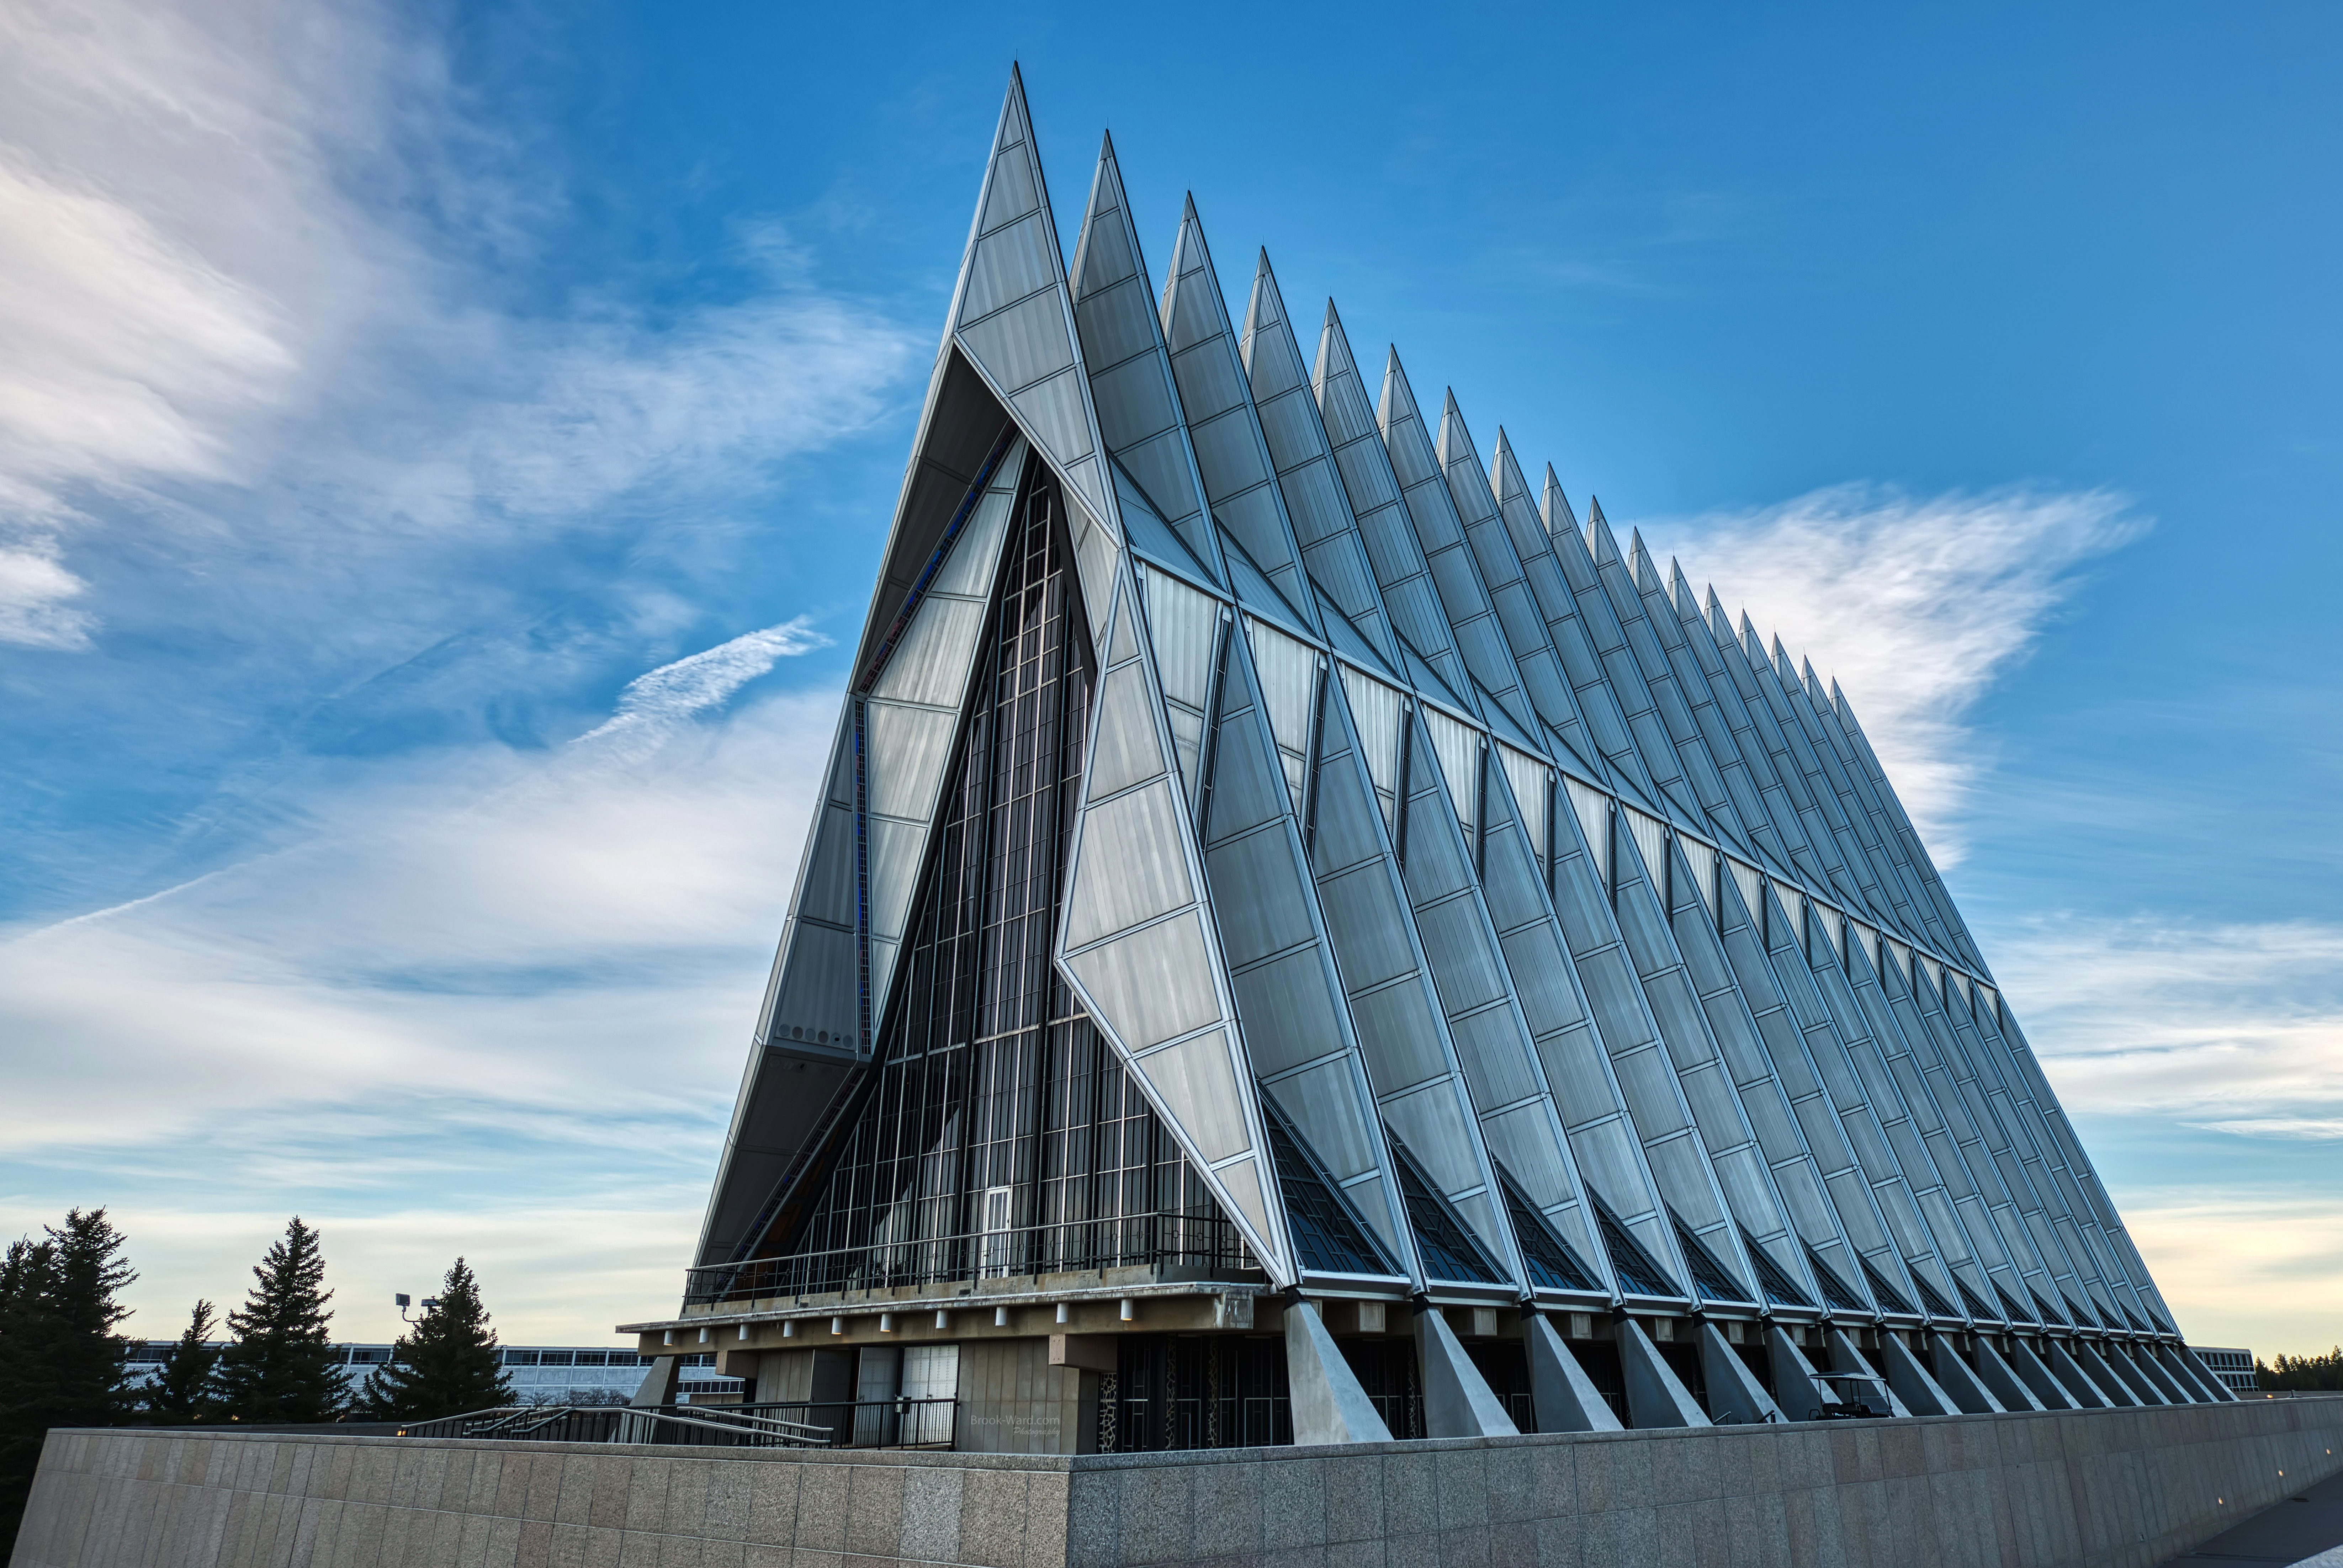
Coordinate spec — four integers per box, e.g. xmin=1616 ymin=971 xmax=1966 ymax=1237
xmin=1989 ymin=914 xmax=2343 ymax=1136
xmin=0 ymin=636 xmax=838 ymax=1339
xmin=1644 ymin=484 xmax=2144 ymax=856
xmin=575 ymin=617 xmax=832 ymax=756
xmin=0 ymin=0 xmax=918 ymax=653
xmin=0 ymin=0 xmax=912 ymax=1339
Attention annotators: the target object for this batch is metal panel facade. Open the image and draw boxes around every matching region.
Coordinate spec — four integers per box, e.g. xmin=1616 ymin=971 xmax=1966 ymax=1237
xmin=693 ymin=69 xmax=2193 ymax=1407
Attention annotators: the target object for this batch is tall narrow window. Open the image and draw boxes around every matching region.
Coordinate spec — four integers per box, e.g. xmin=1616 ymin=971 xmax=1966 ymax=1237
xmin=749 ymin=454 xmax=1249 ymax=1294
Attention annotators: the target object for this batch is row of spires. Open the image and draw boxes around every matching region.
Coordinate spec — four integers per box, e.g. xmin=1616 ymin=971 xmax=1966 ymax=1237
xmin=954 ymin=68 xmax=1982 ymax=974
xmin=1099 ymin=133 xmax=1848 ymax=719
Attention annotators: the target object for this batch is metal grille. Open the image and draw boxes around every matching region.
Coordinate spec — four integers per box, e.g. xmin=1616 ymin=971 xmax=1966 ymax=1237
xmin=1101 ymin=1334 xmax=1293 ymax=1452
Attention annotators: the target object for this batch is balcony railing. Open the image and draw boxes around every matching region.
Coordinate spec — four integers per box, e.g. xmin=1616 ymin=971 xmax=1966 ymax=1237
xmin=394 ymin=1399 xmax=958 ymax=1450
xmin=685 ymin=1212 xmax=1249 ymax=1305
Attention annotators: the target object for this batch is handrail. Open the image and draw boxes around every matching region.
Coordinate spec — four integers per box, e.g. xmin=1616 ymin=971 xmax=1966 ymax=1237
xmin=395 ymin=1398 xmax=957 ymax=1450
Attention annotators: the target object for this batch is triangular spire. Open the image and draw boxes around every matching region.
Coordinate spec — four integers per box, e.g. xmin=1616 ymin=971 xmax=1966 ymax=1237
xmin=1541 ymin=462 xmax=1580 ymax=535
xmin=1628 ymin=529 xmax=1662 ymax=594
xmin=1156 ymin=195 xmax=1319 ymax=627
xmin=1067 ymin=133 xmax=1224 ymax=584
xmin=1586 ymin=498 xmax=1623 ymax=566
xmin=1668 ymin=559 xmax=1700 ymax=621
xmin=949 ymin=69 xmax=1114 ymax=528
xmin=1238 ymin=250 xmax=1404 ymax=665
xmin=1489 ymin=427 xmax=1532 ymax=512
xmin=1311 ymin=302 xmax=1477 ymax=706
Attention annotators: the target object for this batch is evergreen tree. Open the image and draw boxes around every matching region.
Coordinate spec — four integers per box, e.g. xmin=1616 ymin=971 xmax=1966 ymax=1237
xmin=0 ymin=1210 xmax=137 ymax=1550
xmin=215 ymin=1217 xmax=345 ymax=1424
xmin=2259 ymin=1348 xmax=2343 ymax=1392
xmin=145 ymin=1301 xmax=224 ymax=1425
xmin=357 ymin=1259 xmax=514 ymax=1420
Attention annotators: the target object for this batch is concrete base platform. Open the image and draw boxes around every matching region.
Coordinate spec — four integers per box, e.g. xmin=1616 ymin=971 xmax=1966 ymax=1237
xmin=14 ymin=1396 xmax=2343 ymax=1568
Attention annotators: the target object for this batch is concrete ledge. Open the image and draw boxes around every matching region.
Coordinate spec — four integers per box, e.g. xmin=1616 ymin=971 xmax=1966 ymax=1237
xmin=14 ymin=1394 xmax=2343 ymax=1567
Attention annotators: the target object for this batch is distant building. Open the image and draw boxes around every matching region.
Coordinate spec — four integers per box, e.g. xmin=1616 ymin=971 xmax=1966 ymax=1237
xmin=122 ymin=1343 xmax=742 ymax=1408
xmin=2190 ymin=1346 xmax=2259 ymax=1396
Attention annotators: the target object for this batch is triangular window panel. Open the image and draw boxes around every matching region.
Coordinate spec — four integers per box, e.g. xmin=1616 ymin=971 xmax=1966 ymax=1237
xmin=1314 ymin=586 xmax=1403 ymax=682
xmin=1261 ymin=1096 xmax=1398 ymax=1278
xmin=1393 ymin=627 xmax=1474 ymax=716
xmin=1860 ymin=1254 xmax=1920 ymax=1318
xmin=1586 ymin=1188 xmax=1682 ymax=1301
xmin=1910 ymin=1268 xmax=1962 ymax=1322
xmin=1669 ymin=1208 xmax=1756 ymax=1304
xmin=1804 ymin=1245 xmax=1871 ymax=1314
xmin=1112 ymin=456 xmax=1219 ymax=585
xmin=1997 ymin=1284 xmax=2039 ymax=1327
xmin=2032 ymin=1288 xmax=2070 ymax=1328
xmin=1216 ymin=518 xmax=1315 ymax=638
xmin=1497 ymin=1165 xmax=1601 ymax=1293
xmin=1737 ymin=1228 xmax=1813 ymax=1309
xmin=1955 ymin=1275 xmax=2000 ymax=1324
xmin=1383 ymin=1128 xmax=1506 ymax=1285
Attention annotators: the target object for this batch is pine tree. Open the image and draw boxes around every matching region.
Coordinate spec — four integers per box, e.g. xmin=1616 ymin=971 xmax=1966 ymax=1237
xmin=215 ymin=1217 xmax=346 ymax=1424
xmin=357 ymin=1259 xmax=514 ymax=1421
xmin=146 ymin=1301 xmax=224 ymax=1425
xmin=0 ymin=1210 xmax=137 ymax=1550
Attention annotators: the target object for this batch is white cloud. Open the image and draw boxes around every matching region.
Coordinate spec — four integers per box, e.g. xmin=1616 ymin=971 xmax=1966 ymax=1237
xmin=1991 ymin=914 xmax=2343 ymax=1132
xmin=575 ymin=617 xmax=832 ymax=755
xmin=0 ymin=536 xmax=94 ymax=649
xmin=0 ymin=651 xmax=839 ymax=1335
xmin=0 ymin=0 xmax=919 ymax=652
xmin=1642 ymin=484 xmax=2143 ymax=855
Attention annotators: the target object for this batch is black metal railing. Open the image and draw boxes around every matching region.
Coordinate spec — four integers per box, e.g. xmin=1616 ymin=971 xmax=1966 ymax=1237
xmin=683 ymin=1212 xmax=1249 ymax=1304
xmin=394 ymin=1399 xmax=956 ymax=1450
xmin=739 ymin=1398 xmax=958 ymax=1449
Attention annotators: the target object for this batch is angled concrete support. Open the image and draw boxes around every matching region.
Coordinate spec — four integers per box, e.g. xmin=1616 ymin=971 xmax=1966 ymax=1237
xmin=1827 ymin=1329 xmax=1907 ymax=1417
xmin=1965 ymin=1337 xmax=2041 ymax=1412
xmin=1523 ymin=1313 xmax=1622 ymax=1432
xmin=2111 ymin=1345 xmax=2172 ymax=1404
xmin=2175 ymin=1344 xmax=2239 ymax=1401
xmin=1768 ymin=1326 xmax=1833 ymax=1421
xmin=1877 ymin=1332 xmax=1958 ymax=1415
xmin=1416 ymin=1307 xmax=1518 ymax=1437
xmin=2125 ymin=1344 xmax=2192 ymax=1404
xmin=630 ymin=1355 xmax=680 ymax=1407
xmin=1924 ymin=1334 xmax=2003 ymax=1414
xmin=2164 ymin=1344 xmax=2233 ymax=1402
xmin=1697 ymin=1323 xmax=1783 ymax=1425
xmin=2046 ymin=1342 xmax=2114 ymax=1407
xmin=2075 ymin=1344 xmax=2144 ymax=1405
xmin=1284 ymin=1302 xmax=1393 ymax=1445
xmin=1617 ymin=1319 xmax=1708 ymax=1428
xmin=2008 ymin=1340 xmax=2079 ymax=1408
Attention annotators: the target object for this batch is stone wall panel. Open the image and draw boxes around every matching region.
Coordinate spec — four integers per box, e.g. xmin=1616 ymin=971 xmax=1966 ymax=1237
xmin=12 ymin=1396 xmax=2343 ymax=1568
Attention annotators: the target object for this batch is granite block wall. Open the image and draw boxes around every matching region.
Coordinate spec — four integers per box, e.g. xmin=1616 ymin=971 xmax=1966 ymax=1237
xmin=14 ymin=1393 xmax=2342 ymax=1568
xmin=10 ymin=1431 xmax=1074 ymax=1568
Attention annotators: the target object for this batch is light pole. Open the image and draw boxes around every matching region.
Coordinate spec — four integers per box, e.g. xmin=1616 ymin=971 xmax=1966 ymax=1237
xmin=394 ymin=1293 xmax=439 ymax=1324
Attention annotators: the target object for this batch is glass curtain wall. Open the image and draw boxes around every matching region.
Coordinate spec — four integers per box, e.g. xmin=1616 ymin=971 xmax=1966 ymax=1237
xmin=770 ymin=456 xmax=1249 ymax=1294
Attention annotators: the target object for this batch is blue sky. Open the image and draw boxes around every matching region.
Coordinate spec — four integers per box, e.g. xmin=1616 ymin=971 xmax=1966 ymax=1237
xmin=2 ymin=1 xmax=2336 ymax=1354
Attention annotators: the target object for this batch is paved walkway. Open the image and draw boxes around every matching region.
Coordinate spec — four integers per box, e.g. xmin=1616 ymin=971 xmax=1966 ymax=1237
xmin=2164 ymin=1467 xmax=2343 ymax=1566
